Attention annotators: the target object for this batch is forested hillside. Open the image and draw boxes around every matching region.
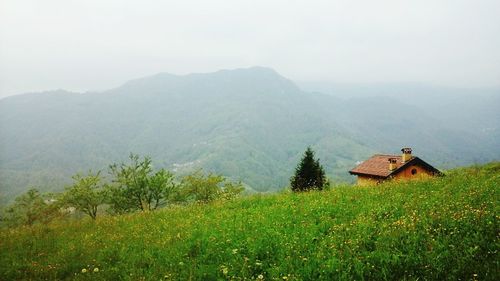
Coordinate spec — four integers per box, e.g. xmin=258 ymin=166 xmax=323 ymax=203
xmin=0 ymin=67 xmax=498 ymax=201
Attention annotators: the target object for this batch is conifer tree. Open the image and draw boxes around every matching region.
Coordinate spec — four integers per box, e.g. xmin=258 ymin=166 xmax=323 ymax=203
xmin=290 ymin=147 xmax=327 ymax=191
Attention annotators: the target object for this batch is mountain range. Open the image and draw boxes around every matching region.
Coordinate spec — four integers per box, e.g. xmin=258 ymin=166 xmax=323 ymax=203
xmin=1 ymin=67 xmax=499 ymax=202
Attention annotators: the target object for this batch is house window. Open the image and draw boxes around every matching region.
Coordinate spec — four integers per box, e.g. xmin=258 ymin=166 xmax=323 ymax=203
xmin=411 ymin=168 xmax=417 ymax=175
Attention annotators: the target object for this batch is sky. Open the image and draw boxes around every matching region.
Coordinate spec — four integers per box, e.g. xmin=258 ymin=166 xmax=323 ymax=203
xmin=1 ymin=0 xmax=500 ymax=98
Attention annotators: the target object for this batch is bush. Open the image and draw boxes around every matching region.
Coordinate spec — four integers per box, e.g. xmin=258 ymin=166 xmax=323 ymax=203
xmin=180 ymin=170 xmax=244 ymax=203
xmin=1 ymin=188 xmax=63 ymax=227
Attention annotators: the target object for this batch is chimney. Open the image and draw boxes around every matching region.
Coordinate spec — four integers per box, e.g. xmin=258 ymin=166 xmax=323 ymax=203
xmin=401 ymin=147 xmax=412 ymax=163
xmin=388 ymin=158 xmax=397 ymax=171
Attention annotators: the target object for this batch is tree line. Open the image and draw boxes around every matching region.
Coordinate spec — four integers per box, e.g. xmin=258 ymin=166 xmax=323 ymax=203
xmin=0 ymin=154 xmax=245 ymax=227
xmin=1 ymin=147 xmax=328 ymax=228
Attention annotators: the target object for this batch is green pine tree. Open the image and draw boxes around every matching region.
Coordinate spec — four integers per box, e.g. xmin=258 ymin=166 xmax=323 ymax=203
xmin=290 ymin=147 xmax=327 ymax=192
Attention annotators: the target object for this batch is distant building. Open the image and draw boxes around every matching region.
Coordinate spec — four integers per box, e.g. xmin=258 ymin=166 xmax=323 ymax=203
xmin=349 ymin=148 xmax=441 ymax=186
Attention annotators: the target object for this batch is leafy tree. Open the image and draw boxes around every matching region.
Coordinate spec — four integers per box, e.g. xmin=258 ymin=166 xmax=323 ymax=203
xmin=62 ymin=171 xmax=106 ymax=220
xmin=2 ymin=188 xmax=62 ymax=227
xmin=181 ymin=170 xmax=244 ymax=203
xmin=149 ymin=169 xmax=179 ymax=204
xmin=290 ymin=147 xmax=327 ymax=192
xmin=220 ymin=181 xmax=246 ymax=200
xmin=108 ymin=154 xmax=177 ymax=213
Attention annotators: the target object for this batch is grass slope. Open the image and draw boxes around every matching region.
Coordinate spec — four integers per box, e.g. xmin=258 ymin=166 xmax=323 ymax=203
xmin=1 ymin=163 xmax=499 ymax=280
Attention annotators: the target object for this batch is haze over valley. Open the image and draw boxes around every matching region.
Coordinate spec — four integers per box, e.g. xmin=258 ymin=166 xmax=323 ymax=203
xmin=1 ymin=67 xmax=498 ymax=202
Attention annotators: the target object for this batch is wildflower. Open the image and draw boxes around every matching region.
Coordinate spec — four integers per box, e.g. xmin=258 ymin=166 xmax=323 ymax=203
xmin=258 ymin=274 xmax=264 ymax=280
xmin=93 ymin=267 xmax=99 ymax=273
xmin=81 ymin=268 xmax=87 ymax=273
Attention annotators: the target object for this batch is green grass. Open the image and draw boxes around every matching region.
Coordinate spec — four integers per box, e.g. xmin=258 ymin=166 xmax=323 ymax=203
xmin=1 ymin=163 xmax=499 ymax=280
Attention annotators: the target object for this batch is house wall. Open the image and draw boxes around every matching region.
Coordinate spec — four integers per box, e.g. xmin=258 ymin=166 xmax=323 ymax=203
xmin=357 ymin=175 xmax=383 ymax=186
xmin=393 ymin=164 xmax=434 ymax=181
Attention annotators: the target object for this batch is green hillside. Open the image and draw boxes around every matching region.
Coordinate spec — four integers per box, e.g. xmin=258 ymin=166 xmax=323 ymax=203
xmin=1 ymin=67 xmax=499 ymax=202
xmin=1 ymin=163 xmax=498 ymax=280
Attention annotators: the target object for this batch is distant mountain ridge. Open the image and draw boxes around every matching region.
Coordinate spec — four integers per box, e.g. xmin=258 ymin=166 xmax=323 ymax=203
xmin=1 ymin=67 xmax=499 ymax=202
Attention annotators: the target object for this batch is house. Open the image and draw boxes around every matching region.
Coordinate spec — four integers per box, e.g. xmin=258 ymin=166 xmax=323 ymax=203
xmin=349 ymin=148 xmax=441 ymax=186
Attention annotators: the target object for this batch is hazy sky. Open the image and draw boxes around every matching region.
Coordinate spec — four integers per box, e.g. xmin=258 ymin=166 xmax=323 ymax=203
xmin=1 ymin=0 xmax=500 ymax=98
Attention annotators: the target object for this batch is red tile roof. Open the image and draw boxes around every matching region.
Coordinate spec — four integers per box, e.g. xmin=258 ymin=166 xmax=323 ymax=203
xmin=349 ymin=154 xmax=413 ymax=178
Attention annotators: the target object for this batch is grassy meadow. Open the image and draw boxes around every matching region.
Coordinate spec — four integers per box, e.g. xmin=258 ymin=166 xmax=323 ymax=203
xmin=0 ymin=163 xmax=499 ymax=280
